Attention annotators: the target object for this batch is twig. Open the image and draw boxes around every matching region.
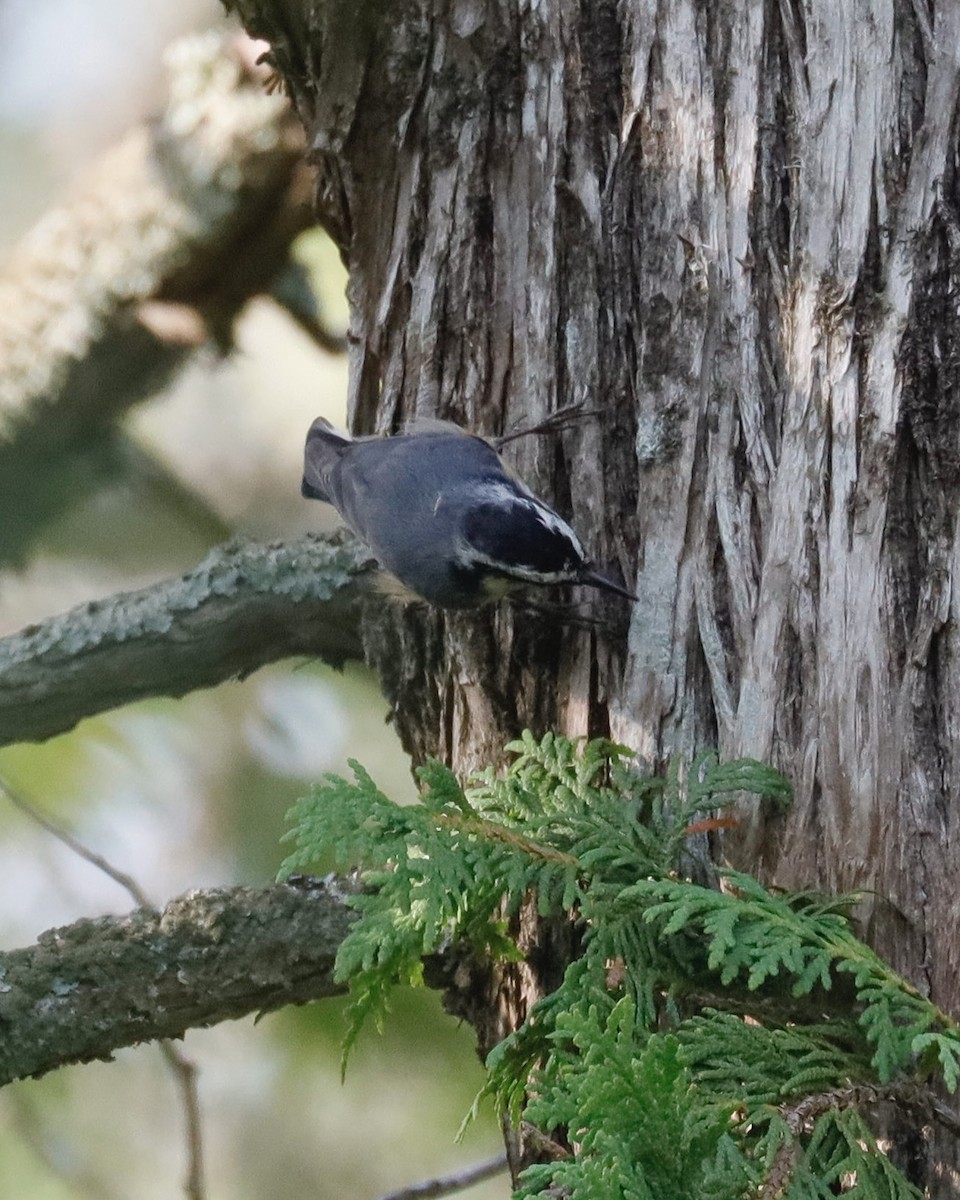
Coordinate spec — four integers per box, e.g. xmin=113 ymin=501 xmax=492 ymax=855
xmin=158 ymin=1041 xmax=206 ymax=1200
xmin=0 ymin=778 xmax=206 ymax=1199
xmin=375 ymin=1153 xmax=509 ymax=1200
xmin=0 ymin=777 xmax=152 ymax=907
xmin=779 ymin=1082 xmax=960 ymax=1137
xmin=495 ymin=404 xmax=604 ymax=449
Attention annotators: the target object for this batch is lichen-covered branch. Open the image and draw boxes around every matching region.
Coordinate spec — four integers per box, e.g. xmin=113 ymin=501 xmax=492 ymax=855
xmin=0 ymin=534 xmax=374 ymax=748
xmin=0 ymin=878 xmax=356 ymax=1086
xmin=0 ymin=32 xmax=313 ymax=564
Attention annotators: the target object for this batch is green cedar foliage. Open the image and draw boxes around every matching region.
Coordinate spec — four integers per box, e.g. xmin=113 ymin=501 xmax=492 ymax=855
xmin=281 ymin=733 xmax=959 ymax=1199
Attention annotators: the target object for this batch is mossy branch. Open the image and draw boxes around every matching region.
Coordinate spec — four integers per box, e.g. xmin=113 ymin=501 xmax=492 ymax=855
xmin=0 ymin=534 xmax=374 ymax=748
xmin=0 ymin=878 xmax=357 ymax=1086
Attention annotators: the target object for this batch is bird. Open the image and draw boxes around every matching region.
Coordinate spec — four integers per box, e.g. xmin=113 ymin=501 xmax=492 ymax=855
xmin=301 ymin=417 xmax=637 ymax=610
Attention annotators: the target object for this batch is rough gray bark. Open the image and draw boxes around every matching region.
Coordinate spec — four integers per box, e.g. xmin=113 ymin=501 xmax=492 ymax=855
xmin=0 ymin=879 xmax=355 ymax=1086
xmin=234 ymin=1 xmax=960 ymax=1191
xmin=0 ymin=535 xmax=372 ymax=746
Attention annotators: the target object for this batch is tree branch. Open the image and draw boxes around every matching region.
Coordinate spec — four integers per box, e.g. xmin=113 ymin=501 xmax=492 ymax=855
xmin=0 ymin=534 xmax=375 ymax=748
xmin=0 ymin=32 xmax=315 ymax=565
xmin=0 ymin=877 xmax=357 ymax=1086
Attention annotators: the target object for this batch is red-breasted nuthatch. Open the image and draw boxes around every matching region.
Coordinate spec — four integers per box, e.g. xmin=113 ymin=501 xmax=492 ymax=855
xmin=301 ymin=418 xmax=637 ymax=609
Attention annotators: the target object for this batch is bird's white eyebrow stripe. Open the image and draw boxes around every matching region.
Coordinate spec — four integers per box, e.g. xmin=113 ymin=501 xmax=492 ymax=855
xmin=472 ymin=482 xmax=586 ymax=556
xmin=456 ymin=480 xmax=588 ymax=584
xmin=456 ymin=540 xmax=582 ymax=584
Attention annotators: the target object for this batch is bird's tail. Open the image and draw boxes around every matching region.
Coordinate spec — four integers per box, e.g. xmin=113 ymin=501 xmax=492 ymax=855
xmin=302 ymin=417 xmax=352 ymax=502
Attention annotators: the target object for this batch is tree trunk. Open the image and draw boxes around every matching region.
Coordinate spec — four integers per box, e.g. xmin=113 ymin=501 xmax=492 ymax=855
xmin=227 ymin=0 xmax=960 ymax=1190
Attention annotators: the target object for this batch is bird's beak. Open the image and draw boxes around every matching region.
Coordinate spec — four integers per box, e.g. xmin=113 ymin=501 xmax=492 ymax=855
xmin=580 ymin=567 xmax=639 ymax=602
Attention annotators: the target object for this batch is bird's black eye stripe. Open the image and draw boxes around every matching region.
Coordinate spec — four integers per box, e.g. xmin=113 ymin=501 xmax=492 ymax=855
xmin=462 ymin=500 xmax=580 ymax=573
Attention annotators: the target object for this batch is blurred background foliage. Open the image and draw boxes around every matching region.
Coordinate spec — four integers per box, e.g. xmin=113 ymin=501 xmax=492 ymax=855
xmin=0 ymin=1 xmax=504 ymax=1196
